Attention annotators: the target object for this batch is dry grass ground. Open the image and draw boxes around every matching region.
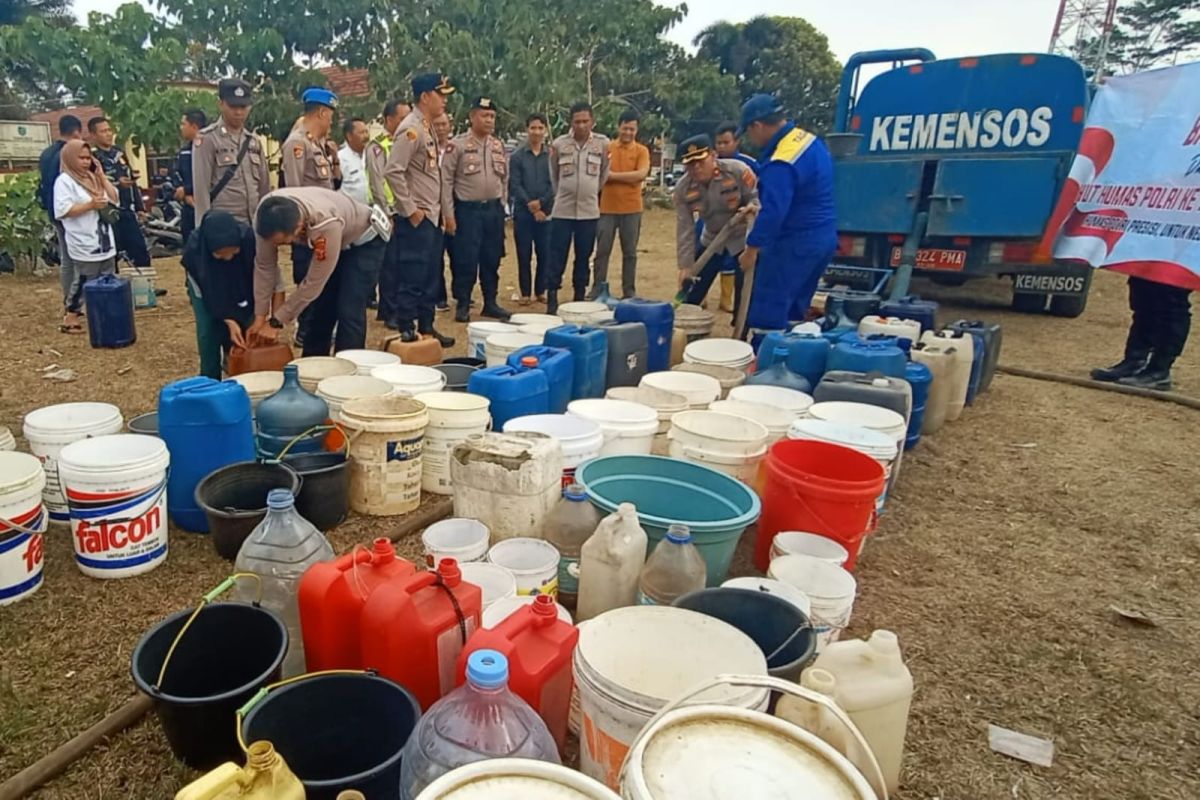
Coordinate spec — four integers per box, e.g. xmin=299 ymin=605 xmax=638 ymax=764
xmin=1 ymin=208 xmax=1197 ymax=798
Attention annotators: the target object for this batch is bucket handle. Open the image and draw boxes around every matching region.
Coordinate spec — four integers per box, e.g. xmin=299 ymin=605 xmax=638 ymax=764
xmin=234 ymin=669 xmax=374 ymax=755
xmin=618 ymin=673 xmax=888 ymax=800
xmin=153 ymin=573 xmax=264 ymax=692
xmin=265 ymin=422 xmax=350 ymax=463
xmin=785 ymin=479 xmax=879 ymax=547
xmin=0 ymin=506 xmax=48 ymax=537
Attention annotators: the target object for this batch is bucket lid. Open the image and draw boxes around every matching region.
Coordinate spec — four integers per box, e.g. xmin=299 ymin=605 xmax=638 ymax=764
xmin=640 ymin=371 xmax=722 ymax=404
xmin=672 ymin=362 xmax=747 ymax=387
xmin=708 ymin=400 xmax=793 ymax=432
xmin=559 ymin=301 xmax=608 ymax=315
xmin=809 ymin=401 xmax=906 ymax=435
xmin=605 ymin=386 xmax=688 ymax=413
xmin=340 ymin=394 xmax=429 ymax=422
xmin=683 ymin=338 xmax=754 ymax=364
xmin=468 ymin=321 xmax=519 ymax=335
xmin=413 ymin=391 xmax=491 ymax=414
xmin=772 ymin=531 xmax=849 ymax=565
xmin=227 ymin=371 xmax=285 ymax=396
xmin=509 ymin=313 xmax=564 ymax=326
xmin=504 ymin=413 xmax=603 ymax=441
xmin=414 ymin=758 xmax=620 ymax=800
xmin=488 ymin=332 xmax=543 ymax=350
xmin=0 ymin=451 xmax=46 ymax=495
xmin=567 ymin=399 xmax=658 ymax=426
xmin=670 ymin=410 xmax=770 ymax=444
xmin=720 ymin=577 xmax=812 ymax=616
xmin=768 ymin=554 xmax=857 ymax=601
xmin=787 ymin=419 xmax=897 ymax=459
xmin=58 ymin=433 xmax=168 ymax=472
xmin=316 ymin=375 xmax=394 ymax=401
xmin=23 ymin=401 xmax=122 ymax=435
xmin=334 ymin=349 xmax=400 ymax=368
xmin=371 ymin=364 xmax=447 ymax=388
xmin=460 ymin=561 xmax=519 ymax=605
xmin=728 ymin=385 xmax=813 ymax=415
xmin=287 ymin=356 xmax=356 ymax=380
xmin=483 ymin=595 xmax=574 ymax=628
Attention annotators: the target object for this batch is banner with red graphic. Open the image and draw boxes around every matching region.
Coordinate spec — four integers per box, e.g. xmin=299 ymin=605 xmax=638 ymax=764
xmin=1044 ymin=62 xmax=1200 ymax=290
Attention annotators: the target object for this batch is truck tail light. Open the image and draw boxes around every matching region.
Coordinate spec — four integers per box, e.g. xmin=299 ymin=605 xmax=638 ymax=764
xmin=989 ymin=242 xmax=1039 ymax=263
xmin=836 ymin=235 xmax=866 ymax=258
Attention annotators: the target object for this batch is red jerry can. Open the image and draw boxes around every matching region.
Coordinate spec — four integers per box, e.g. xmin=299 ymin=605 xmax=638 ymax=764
xmin=455 ymin=594 xmax=579 ymax=751
xmin=298 ymin=538 xmax=416 ymax=672
xmin=360 ymin=558 xmax=483 ymax=709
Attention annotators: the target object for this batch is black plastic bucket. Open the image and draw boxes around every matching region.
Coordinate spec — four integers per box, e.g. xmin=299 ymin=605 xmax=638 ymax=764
xmin=241 ymin=672 xmax=421 ymax=800
xmin=131 ymin=602 xmax=287 ymax=770
xmin=435 ymin=359 xmax=482 ymax=392
xmin=283 ymin=451 xmax=349 ymax=531
xmin=127 ymin=411 xmax=159 ymax=436
xmin=194 ymin=461 xmax=302 ymax=560
xmin=673 ymin=587 xmax=817 ymax=680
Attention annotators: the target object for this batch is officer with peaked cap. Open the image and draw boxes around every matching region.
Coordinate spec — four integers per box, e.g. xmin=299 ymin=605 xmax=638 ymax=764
xmin=192 ymin=78 xmax=270 ymax=226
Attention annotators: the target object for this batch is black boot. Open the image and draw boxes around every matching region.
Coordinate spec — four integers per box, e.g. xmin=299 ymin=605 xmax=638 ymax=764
xmin=399 ymin=328 xmax=418 ymax=343
xmin=384 ymin=318 xmax=401 ymax=331
xmin=1091 ymin=355 xmax=1148 ymax=382
xmin=454 ymin=302 xmax=470 ymax=323
xmin=1118 ymin=361 xmax=1173 ymax=390
xmin=546 ymin=289 xmax=559 ymax=316
xmin=423 ymin=327 xmax=456 ymax=348
xmin=481 ymin=297 xmax=511 ymax=321
xmin=573 ymin=287 xmax=586 ymax=302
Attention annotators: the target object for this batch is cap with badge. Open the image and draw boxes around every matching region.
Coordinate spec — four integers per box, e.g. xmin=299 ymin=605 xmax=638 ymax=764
xmin=737 ymin=93 xmax=785 ymax=135
xmin=412 ymin=72 xmax=455 ymax=98
xmin=218 ymin=78 xmax=253 ymax=107
xmin=301 ymin=87 xmax=339 ymax=109
xmin=471 ymin=97 xmax=497 ymax=112
xmin=679 ymin=134 xmax=712 ymax=164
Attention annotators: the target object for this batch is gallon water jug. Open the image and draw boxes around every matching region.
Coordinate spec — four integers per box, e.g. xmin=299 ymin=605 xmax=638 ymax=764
xmin=920 ymin=331 xmax=971 ymax=421
xmin=544 ymin=325 xmax=608 ymax=400
xmin=949 ymin=319 xmax=1002 ymax=393
xmin=456 ymin=595 xmax=579 ymax=751
xmin=158 ymin=377 xmax=255 ymax=532
xmin=596 ymin=320 xmax=648 ymax=388
xmin=467 ymin=361 xmax=550 ymax=430
xmin=745 ymin=347 xmax=812 ymax=393
xmin=909 ymin=343 xmax=954 ymax=434
xmin=813 ymin=371 xmax=912 ymax=423
xmin=826 ymin=337 xmax=906 ymax=379
xmin=507 ymin=345 xmax=574 ymax=414
xmin=235 ymin=488 xmax=335 ymax=676
xmin=902 ymin=362 xmax=932 ymax=450
xmin=756 ymin=332 xmax=829 ymax=387
xmin=615 ymin=299 xmax=673 ymax=372
xmin=255 ymin=364 xmax=330 ymax=458
xmin=83 ymin=273 xmax=136 ymax=348
xmin=878 ymin=294 xmax=939 ymax=333
xmin=637 ymin=524 xmax=707 ymax=605
xmin=227 ymin=342 xmax=294 ymax=376
xmin=298 ymin=538 xmax=417 ymax=672
xmin=804 ymin=630 xmax=914 ymax=797
xmin=543 ymin=483 xmax=603 ymax=612
xmin=400 ymin=649 xmax=561 ymax=800
xmin=938 ymin=328 xmax=984 ymax=404
xmin=360 ymin=558 xmax=484 ymax=709
xmin=576 ymin=502 xmax=648 ymax=622
xmin=174 ymin=741 xmax=304 ymax=800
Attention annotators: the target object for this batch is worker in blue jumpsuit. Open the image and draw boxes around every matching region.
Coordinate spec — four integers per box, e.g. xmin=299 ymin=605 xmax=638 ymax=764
xmin=737 ymin=94 xmax=836 ymax=340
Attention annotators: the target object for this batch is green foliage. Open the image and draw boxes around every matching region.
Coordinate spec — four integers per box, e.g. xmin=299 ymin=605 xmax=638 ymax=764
xmin=0 ymin=171 xmax=50 ymax=265
xmin=1107 ymin=0 xmax=1200 ymax=74
xmin=0 ymin=0 xmax=71 ymax=26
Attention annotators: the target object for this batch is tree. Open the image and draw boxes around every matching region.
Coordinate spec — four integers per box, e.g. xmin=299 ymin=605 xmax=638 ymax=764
xmin=694 ymin=15 xmax=842 ymax=133
xmin=1103 ymin=0 xmax=1200 ymax=74
xmin=0 ymin=0 xmax=71 ymax=26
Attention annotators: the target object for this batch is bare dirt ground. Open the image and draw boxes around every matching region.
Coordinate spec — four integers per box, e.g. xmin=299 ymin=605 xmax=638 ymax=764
xmin=1 ymin=208 xmax=1198 ymax=799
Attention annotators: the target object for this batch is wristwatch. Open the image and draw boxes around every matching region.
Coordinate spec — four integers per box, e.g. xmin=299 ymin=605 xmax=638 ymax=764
xmin=268 ymin=316 xmax=283 ymax=329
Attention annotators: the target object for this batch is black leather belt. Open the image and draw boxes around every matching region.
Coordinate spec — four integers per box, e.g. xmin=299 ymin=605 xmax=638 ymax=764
xmin=455 ymin=198 xmax=503 ymax=210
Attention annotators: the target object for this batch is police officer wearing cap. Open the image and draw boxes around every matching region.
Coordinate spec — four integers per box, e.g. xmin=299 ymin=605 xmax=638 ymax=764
xmin=193 ymin=78 xmax=270 ymax=227
xmin=384 ymin=72 xmax=456 ymax=346
xmin=736 ymin=94 xmax=836 ymax=339
xmin=442 ymin=96 xmax=511 ymax=323
xmin=673 ymin=134 xmax=759 ymax=313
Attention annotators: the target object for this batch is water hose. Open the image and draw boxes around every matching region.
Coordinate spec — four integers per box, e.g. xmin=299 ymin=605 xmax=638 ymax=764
xmin=997 ymin=364 xmax=1200 ymax=411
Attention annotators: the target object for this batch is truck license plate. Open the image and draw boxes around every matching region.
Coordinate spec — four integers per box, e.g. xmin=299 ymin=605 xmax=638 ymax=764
xmin=890 ymin=247 xmax=966 ymax=271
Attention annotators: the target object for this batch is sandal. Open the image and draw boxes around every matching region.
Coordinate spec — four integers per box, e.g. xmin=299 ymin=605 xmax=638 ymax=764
xmin=59 ymin=323 xmax=85 ymax=334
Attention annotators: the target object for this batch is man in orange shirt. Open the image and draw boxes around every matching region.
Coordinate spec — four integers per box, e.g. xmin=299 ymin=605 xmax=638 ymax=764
xmin=591 ymin=109 xmax=650 ymax=299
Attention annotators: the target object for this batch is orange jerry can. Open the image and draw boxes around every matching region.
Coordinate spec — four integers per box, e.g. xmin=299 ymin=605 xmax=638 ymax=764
xmin=298 ymin=538 xmax=416 ymax=672
xmin=382 ymin=335 xmax=443 ymax=366
xmin=455 ymin=594 xmax=579 ymax=751
xmin=360 ymin=558 xmax=483 ymax=709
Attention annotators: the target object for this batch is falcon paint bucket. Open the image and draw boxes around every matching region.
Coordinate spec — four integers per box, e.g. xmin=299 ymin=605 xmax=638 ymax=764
xmin=0 ymin=452 xmax=48 ymax=605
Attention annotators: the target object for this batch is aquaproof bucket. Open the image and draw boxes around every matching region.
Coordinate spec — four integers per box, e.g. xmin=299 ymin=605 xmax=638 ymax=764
xmin=23 ymin=401 xmax=123 ymax=524
xmin=0 ymin=452 xmax=48 ymax=606
xmin=340 ymin=395 xmax=430 ymax=516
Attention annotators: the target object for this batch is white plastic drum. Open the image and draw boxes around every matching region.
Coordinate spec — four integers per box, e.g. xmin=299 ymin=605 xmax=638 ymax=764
xmin=335 ymin=349 xmax=401 ymax=375
xmin=422 ymin=518 xmax=490 ymax=568
xmin=566 ymin=400 xmax=658 ymax=456
xmin=415 ymin=758 xmax=620 ymax=800
xmin=728 ymin=384 xmax=813 ymax=419
xmin=468 ymin=321 xmax=519 ymax=360
xmin=768 ymin=554 xmax=857 ymax=651
xmin=640 ymin=371 xmax=721 ymax=411
xmin=413 ymin=392 xmax=491 ymax=495
xmin=57 ymin=434 xmax=170 ymax=579
xmin=316 ymin=375 xmax=394 ymax=422
xmin=683 ymin=338 xmax=755 ymax=372
xmin=488 ymin=537 xmax=560 ymax=597
xmin=460 ymin=560 xmax=518 ymax=608
xmin=23 ymin=402 xmax=124 ymax=525
xmin=371 ymin=364 xmax=448 ymax=397
xmin=667 ymin=411 xmax=769 ymax=484
xmin=504 ymin=414 xmax=604 ymax=486
xmin=483 ymin=595 xmax=574 ymax=629
xmin=0 ymin=452 xmax=48 ymax=605
xmin=486 ymin=332 xmax=543 ymax=367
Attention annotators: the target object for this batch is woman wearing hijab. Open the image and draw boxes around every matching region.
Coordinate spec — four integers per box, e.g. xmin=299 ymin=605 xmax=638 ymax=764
xmin=53 ymin=140 xmax=118 ymax=332
xmin=182 ymin=211 xmax=261 ymax=378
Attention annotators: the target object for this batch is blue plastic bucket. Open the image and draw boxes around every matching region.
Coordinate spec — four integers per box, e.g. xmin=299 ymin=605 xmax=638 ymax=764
xmin=575 ymin=455 xmax=760 ymax=585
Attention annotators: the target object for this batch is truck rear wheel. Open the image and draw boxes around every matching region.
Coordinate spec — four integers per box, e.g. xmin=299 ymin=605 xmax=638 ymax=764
xmin=1047 ymin=268 xmax=1093 ymax=318
xmin=1011 ymin=292 xmax=1047 ymax=313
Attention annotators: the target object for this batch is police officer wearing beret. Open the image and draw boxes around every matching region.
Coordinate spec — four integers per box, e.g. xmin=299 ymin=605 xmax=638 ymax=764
xmin=384 ymin=72 xmax=456 ymax=346
xmin=442 ymin=96 xmax=511 ymax=323
xmin=192 ymin=78 xmax=270 ymax=227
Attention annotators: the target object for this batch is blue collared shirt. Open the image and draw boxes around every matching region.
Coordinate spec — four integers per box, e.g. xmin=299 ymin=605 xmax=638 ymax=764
xmin=731 ymin=151 xmax=759 ymax=173
xmin=747 ymin=122 xmax=836 ymax=248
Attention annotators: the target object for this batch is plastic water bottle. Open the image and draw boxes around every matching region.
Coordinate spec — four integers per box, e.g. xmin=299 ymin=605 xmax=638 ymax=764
xmin=575 ymin=502 xmax=648 ymax=622
xmin=235 ymin=489 xmax=334 ymax=676
xmin=543 ymin=483 xmax=602 ymax=613
xmin=399 ymin=649 xmax=560 ymax=800
xmin=637 ymin=524 xmax=707 ymax=605
xmin=746 ymin=346 xmax=813 ymax=393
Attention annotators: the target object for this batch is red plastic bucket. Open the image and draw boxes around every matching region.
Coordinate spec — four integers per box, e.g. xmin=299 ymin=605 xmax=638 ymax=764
xmin=754 ymin=440 xmax=885 ymax=571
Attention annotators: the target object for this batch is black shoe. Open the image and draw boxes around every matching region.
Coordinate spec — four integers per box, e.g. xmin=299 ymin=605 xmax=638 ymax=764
xmin=1117 ymin=366 xmax=1172 ymax=391
xmin=436 ymin=301 xmax=450 ymax=313
xmin=1091 ymin=356 xmax=1148 ymax=382
xmin=546 ymin=290 xmax=559 ymax=316
xmin=454 ymin=303 xmax=470 ymax=323
xmin=400 ymin=329 xmax=418 ymax=343
xmin=385 ymin=318 xmax=401 ymax=331
xmin=481 ymin=300 xmax=511 ymax=321
xmin=573 ymin=289 xmax=586 ymax=302
xmin=422 ymin=327 xmax=456 ymax=348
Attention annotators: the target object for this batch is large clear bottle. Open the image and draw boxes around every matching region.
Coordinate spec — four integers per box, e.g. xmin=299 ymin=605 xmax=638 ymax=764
xmin=543 ymin=483 xmax=602 ymax=613
xmin=636 ymin=524 xmax=707 ymax=605
xmin=575 ymin=502 xmax=648 ymax=622
xmin=399 ymin=649 xmax=560 ymax=800
xmin=235 ymin=488 xmax=334 ymax=676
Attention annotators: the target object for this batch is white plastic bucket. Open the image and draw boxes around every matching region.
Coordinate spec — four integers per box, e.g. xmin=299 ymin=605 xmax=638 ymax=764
xmin=57 ymin=434 xmax=170 ymax=579
xmin=371 ymin=364 xmax=447 ymax=397
xmin=486 ymin=332 xmax=543 ymax=367
xmin=460 ymin=560 xmax=518 ymax=608
xmin=517 ymin=323 xmax=553 ymax=341
xmin=339 ymin=395 xmax=430 ymax=516
xmin=683 ymin=338 xmax=755 ymax=372
xmin=0 ymin=452 xmax=48 ymax=606
xmin=604 ymin=386 xmax=687 ymax=435
xmin=288 ymin=356 xmax=356 ymax=393
xmin=227 ymin=371 xmax=285 ymax=413
xmin=768 ymin=554 xmax=857 ymax=651
xmin=488 ymin=537 xmax=560 ymax=597
xmin=640 ymin=371 xmax=721 ymax=411
xmin=573 ymin=606 xmax=769 ymax=789
xmin=422 ymin=517 xmax=490 ymax=568
xmin=468 ymin=321 xmax=519 ymax=360
xmin=790 ymin=418 xmax=898 ymax=513
xmin=483 ymin=594 xmax=574 ymax=629
xmin=413 ymin=392 xmax=491 ymax=495
xmin=809 ymin=400 xmax=909 ymax=488
xmin=23 ymin=402 xmax=123 ymax=525
xmin=316 ymin=375 xmax=394 ymax=422
xmin=770 ymin=531 xmax=850 ymax=567
xmin=728 ymin=384 xmax=814 ymax=418
xmin=415 ymin=758 xmax=619 ymax=800
xmin=335 ymin=348 xmax=401 ymax=375
xmin=667 ymin=410 xmax=769 ymax=484
xmin=674 ymin=304 xmax=715 ymax=341
xmin=558 ymin=301 xmax=609 ymax=326
xmin=721 ymin=576 xmax=812 ymax=617
xmin=504 ymin=413 xmax=604 ymax=486
xmin=0 ymin=427 xmax=15 ymax=451
xmin=671 ymin=362 xmax=745 ymax=398
xmin=509 ymin=313 xmax=563 ymax=327
xmin=709 ymin=399 xmax=793 ymax=444
xmin=566 ymin=400 xmax=658 ymax=456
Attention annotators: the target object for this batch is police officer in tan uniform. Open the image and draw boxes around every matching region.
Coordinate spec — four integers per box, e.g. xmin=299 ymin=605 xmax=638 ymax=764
xmin=193 ymin=78 xmax=270 ymax=226
xmin=442 ymin=97 xmax=511 ymax=323
xmin=384 ymin=72 xmax=456 ymax=346
xmin=548 ymin=101 xmax=610 ymax=314
xmin=672 ymin=134 xmax=759 ymax=313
